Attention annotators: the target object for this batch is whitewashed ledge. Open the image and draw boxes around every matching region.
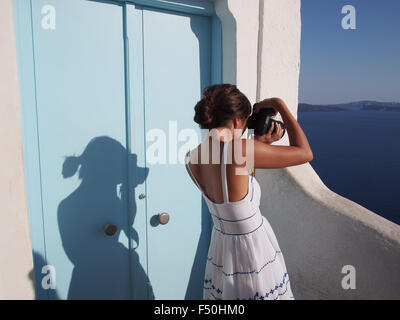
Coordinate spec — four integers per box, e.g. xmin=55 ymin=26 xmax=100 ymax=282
xmin=256 ymin=163 xmax=400 ymax=299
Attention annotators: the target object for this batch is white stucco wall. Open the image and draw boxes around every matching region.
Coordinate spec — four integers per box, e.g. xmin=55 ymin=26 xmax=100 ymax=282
xmin=214 ymin=0 xmax=259 ymax=104
xmin=258 ymin=163 xmax=400 ymax=299
xmin=0 ymin=0 xmax=35 ymax=300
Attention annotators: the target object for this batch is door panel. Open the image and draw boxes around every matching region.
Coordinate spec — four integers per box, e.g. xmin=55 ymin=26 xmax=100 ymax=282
xmin=30 ymin=0 xmax=132 ymax=299
xmin=16 ymin=0 xmax=218 ymax=300
xmin=131 ymin=5 xmax=213 ymax=299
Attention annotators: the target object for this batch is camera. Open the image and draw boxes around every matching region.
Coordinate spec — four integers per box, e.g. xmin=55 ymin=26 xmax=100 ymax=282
xmin=246 ymin=107 xmax=286 ymax=137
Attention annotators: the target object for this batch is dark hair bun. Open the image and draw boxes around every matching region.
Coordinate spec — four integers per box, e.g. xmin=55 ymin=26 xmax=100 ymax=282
xmin=194 ymin=84 xmax=251 ymax=129
xmin=194 ymin=90 xmax=216 ymax=129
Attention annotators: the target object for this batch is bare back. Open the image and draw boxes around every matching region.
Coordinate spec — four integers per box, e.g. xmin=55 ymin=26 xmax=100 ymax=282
xmin=186 ymin=136 xmax=250 ymax=204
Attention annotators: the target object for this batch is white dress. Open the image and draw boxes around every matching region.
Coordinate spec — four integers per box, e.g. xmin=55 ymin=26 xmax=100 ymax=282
xmin=185 ymin=140 xmax=295 ymax=300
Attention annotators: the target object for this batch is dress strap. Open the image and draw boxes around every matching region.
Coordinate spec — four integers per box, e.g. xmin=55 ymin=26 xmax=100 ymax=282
xmin=221 ymin=140 xmax=230 ymax=203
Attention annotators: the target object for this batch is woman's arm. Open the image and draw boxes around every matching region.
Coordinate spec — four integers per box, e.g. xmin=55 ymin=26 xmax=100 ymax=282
xmin=250 ymin=97 xmax=313 ymax=169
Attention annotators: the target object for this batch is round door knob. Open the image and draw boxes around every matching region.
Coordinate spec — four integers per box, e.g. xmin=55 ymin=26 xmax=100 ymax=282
xmin=157 ymin=212 xmax=170 ymax=225
xmin=104 ymin=223 xmax=118 ymax=236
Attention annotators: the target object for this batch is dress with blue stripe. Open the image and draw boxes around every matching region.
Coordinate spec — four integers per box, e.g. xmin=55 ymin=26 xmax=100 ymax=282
xmin=185 ymin=139 xmax=295 ymax=300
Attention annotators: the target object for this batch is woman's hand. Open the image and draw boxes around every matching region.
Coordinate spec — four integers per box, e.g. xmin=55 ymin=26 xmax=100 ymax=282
xmin=254 ymin=122 xmax=283 ymax=144
xmin=253 ymin=98 xmax=282 ymax=115
xmin=250 ymin=97 xmax=314 ymax=169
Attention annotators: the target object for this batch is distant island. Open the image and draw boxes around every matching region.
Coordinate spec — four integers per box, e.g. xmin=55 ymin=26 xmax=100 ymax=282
xmin=299 ymin=101 xmax=400 ymax=112
xmin=362 ymin=105 xmax=400 ymax=112
xmin=298 ymin=104 xmax=348 ymax=112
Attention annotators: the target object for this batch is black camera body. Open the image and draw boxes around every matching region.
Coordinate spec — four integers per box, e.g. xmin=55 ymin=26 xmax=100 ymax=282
xmin=247 ymin=107 xmax=286 ymax=137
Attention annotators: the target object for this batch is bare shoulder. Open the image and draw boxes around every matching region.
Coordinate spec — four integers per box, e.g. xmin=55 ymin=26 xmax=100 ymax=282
xmin=185 ymin=145 xmax=201 ymax=165
xmin=229 ymin=138 xmax=254 ymax=170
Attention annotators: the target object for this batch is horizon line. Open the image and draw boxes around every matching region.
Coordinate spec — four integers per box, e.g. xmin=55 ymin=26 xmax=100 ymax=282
xmin=298 ymin=100 xmax=400 ymax=106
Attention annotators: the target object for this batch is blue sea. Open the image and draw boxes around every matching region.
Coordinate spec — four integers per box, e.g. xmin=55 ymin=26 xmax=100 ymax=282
xmin=298 ymin=110 xmax=400 ymax=225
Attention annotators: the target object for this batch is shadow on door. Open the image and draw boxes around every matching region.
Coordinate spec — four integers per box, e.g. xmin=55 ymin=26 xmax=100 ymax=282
xmin=57 ymin=136 xmax=153 ymax=299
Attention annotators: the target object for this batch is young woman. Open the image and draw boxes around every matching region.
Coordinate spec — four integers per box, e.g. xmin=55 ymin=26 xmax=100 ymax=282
xmin=185 ymin=84 xmax=313 ymax=300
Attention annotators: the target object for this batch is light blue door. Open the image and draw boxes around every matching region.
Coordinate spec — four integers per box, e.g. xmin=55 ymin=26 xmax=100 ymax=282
xmin=14 ymin=0 xmax=220 ymax=299
xmin=21 ymin=0 xmax=133 ymax=300
xmin=126 ymin=4 xmax=213 ymax=299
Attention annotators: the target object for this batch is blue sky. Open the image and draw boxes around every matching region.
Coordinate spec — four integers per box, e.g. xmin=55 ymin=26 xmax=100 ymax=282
xmin=299 ymin=0 xmax=400 ymax=104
